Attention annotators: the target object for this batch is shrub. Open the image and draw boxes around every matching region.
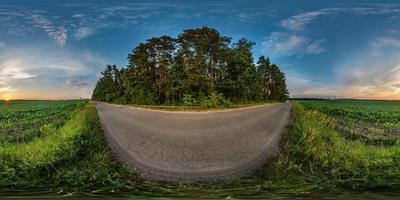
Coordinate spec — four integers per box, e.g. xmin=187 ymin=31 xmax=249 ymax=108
xmin=222 ymin=99 xmax=232 ymax=107
xmin=200 ymin=92 xmax=227 ymax=108
xmin=182 ymin=94 xmax=197 ymax=106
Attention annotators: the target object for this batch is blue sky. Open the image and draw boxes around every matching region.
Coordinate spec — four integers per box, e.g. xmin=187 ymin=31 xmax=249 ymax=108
xmin=1 ymin=0 xmax=400 ymax=100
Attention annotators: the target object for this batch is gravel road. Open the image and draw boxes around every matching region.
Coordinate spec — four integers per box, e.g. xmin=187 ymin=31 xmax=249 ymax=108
xmin=95 ymin=102 xmax=291 ymax=182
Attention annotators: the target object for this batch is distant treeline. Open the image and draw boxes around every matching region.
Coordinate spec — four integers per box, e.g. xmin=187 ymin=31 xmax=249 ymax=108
xmin=92 ymin=27 xmax=289 ymax=106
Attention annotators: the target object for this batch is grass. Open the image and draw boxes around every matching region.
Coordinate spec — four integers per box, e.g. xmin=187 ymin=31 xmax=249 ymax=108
xmin=0 ymin=100 xmax=84 ymax=143
xmin=125 ymin=101 xmax=276 ymax=111
xmin=284 ymin=103 xmax=400 ymax=189
xmin=297 ymin=100 xmax=400 ymax=129
xmin=0 ymin=104 xmax=136 ymax=191
xmin=0 ymin=100 xmax=399 ymax=198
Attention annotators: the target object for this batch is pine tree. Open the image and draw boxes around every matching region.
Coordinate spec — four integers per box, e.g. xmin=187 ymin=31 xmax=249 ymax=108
xmin=270 ymin=64 xmax=289 ymax=102
xmin=256 ymin=56 xmax=272 ymax=100
xmin=92 ymin=27 xmax=289 ymax=105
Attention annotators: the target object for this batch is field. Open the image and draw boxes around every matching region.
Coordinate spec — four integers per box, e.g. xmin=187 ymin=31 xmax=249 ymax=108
xmin=0 ymin=100 xmax=85 ymax=143
xmin=0 ymin=99 xmax=399 ymax=198
xmin=0 ymin=100 xmax=135 ymax=195
xmin=287 ymin=100 xmax=400 ymax=189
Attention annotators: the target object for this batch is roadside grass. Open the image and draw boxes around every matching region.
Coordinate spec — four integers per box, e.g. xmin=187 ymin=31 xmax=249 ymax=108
xmin=282 ymin=103 xmax=400 ymax=189
xmin=125 ymin=101 xmax=277 ymax=112
xmin=1 ymin=101 xmax=399 ymax=198
xmin=0 ymin=103 xmax=94 ymax=186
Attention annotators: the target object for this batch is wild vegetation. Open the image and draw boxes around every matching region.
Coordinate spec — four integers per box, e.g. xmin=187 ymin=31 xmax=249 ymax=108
xmin=282 ymin=101 xmax=400 ymax=189
xmin=1 ymin=99 xmax=399 ymax=198
xmin=0 ymin=100 xmax=136 ymax=194
xmin=92 ymin=27 xmax=289 ymax=106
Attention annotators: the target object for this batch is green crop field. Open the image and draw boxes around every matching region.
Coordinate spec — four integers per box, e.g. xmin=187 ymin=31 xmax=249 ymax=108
xmin=297 ymin=100 xmax=400 ymax=145
xmin=1 ymin=99 xmax=399 ymax=198
xmin=298 ymin=100 xmax=400 ymax=127
xmin=0 ymin=100 xmax=86 ymax=143
xmin=288 ymin=100 xmax=400 ymax=188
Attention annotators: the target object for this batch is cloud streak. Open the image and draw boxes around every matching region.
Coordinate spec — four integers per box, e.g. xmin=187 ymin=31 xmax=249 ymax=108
xmin=28 ymin=14 xmax=68 ymax=46
xmin=0 ymin=46 xmax=107 ymax=99
xmin=74 ymin=27 xmax=95 ymax=40
xmin=326 ymin=55 xmax=400 ymax=100
xmin=66 ymin=80 xmax=89 ymax=88
xmin=371 ymin=37 xmax=400 ymax=56
xmin=262 ymin=32 xmax=325 ymax=57
xmin=0 ymin=3 xmax=170 ymax=46
xmin=280 ymin=6 xmax=400 ymax=31
xmin=374 ymin=37 xmax=400 ymax=48
xmin=269 ymin=5 xmax=400 ymax=58
xmin=280 ymin=9 xmax=334 ymax=31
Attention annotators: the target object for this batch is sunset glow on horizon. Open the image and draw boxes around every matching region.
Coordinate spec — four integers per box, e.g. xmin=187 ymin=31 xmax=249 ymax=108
xmin=1 ymin=0 xmax=400 ymax=100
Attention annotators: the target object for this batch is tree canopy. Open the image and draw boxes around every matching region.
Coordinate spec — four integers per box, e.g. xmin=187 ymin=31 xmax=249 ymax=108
xmin=92 ymin=27 xmax=289 ymax=106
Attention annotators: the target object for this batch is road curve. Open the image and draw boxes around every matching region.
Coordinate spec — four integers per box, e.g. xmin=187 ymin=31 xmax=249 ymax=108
xmin=94 ymin=102 xmax=292 ymax=182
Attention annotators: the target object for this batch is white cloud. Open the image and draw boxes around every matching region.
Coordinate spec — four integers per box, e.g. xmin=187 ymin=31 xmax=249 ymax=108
xmin=74 ymin=27 xmax=95 ymax=40
xmin=268 ymin=8 xmax=333 ymax=58
xmin=0 ymin=61 xmax=36 ymax=80
xmin=334 ymin=59 xmax=400 ymax=99
xmin=280 ymin=10 xmax=333 ymax=31
xmin=286 ymin=71 xmax=311 ymax=86
xmin=268 ymin=33 xmax=306 ymax=54
xmin=280 ymin=6 xmax=400 ymax=32
xmin=28 ymin=14 xmax=68 ymax=46
xmin=66 ymin=80 xmax=89 ymax=88
xmin=72 ymin=13 xmax=85 ymax=18
xmin=370 ymin=37 xmax=400 ymax=56
xmin=0 ymin=2 xmax=190 ymax=46
xmin=0 ymin=86 xmax=12 ymax=93
xmin=262 ymin=32 xmax=325 ymax=57
xmin=275 ymin=6 xmax=400 ymax=58
xmin=50 ymin=27 xmax=68 ymax=46
xmin=0 ymin=41 xmax=5 ymax=48
xmin=298 ymin=87 xmax=336 ymax=97
xmin=0 ymin=59 xmax=36 ymax=97
xmin=288 ymin=54 xmax=400 ymax=99
xmin=0 ymin=46 xmax=108 ymax=99
xmin=305 ymin=39 xmax=325 ymax=54
xmin=373 ymin=37 xmax=400 ymax=48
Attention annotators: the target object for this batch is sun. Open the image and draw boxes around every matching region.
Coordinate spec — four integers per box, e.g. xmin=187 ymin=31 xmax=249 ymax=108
xmin=3 ymin=96 xmax=11 ymax=102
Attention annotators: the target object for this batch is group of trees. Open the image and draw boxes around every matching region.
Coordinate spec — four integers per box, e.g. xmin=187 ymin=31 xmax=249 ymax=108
xmin=92 ymin=27 xmax=289 ymax=106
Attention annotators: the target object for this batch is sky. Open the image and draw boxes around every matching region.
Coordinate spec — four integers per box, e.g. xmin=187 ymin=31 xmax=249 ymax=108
xmin=1 ymin=0 xmax=400 ymax=100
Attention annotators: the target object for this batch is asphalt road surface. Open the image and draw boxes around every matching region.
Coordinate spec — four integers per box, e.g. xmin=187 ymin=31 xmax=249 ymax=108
xmin=95 ymin=102 xmax=292 ymax=182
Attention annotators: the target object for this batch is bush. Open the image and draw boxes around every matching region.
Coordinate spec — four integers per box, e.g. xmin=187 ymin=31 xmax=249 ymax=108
xmin=182 ymin=94 xmax=197 ymax=106
xmin=222 ymin=99 xmax=232 ymax=107
xmin=200 ymin=92 xmax=227 ymax=108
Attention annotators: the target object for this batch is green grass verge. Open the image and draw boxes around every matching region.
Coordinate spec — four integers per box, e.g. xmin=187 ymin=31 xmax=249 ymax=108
xmin=0 ymin=103 xmax=135 ymax=191
xmin=125 ymin=101 xmax=277 ymax=112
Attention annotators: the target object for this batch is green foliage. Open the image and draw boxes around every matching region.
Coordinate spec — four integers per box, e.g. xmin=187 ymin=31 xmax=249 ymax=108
xmin=92 ymin=27 xmax=289 ymax=105
xmin=182 ymin=94 xmax=197 ymax=106
xmin=199 ymin=92 xmax=227 ymax=108
xmin=222 ymin=99 xmax=233 ymax=107
xmin=200 ymin=93 xmax=217 ymax=108
xmin=92 ymin=65 xmax=123 ymax=103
